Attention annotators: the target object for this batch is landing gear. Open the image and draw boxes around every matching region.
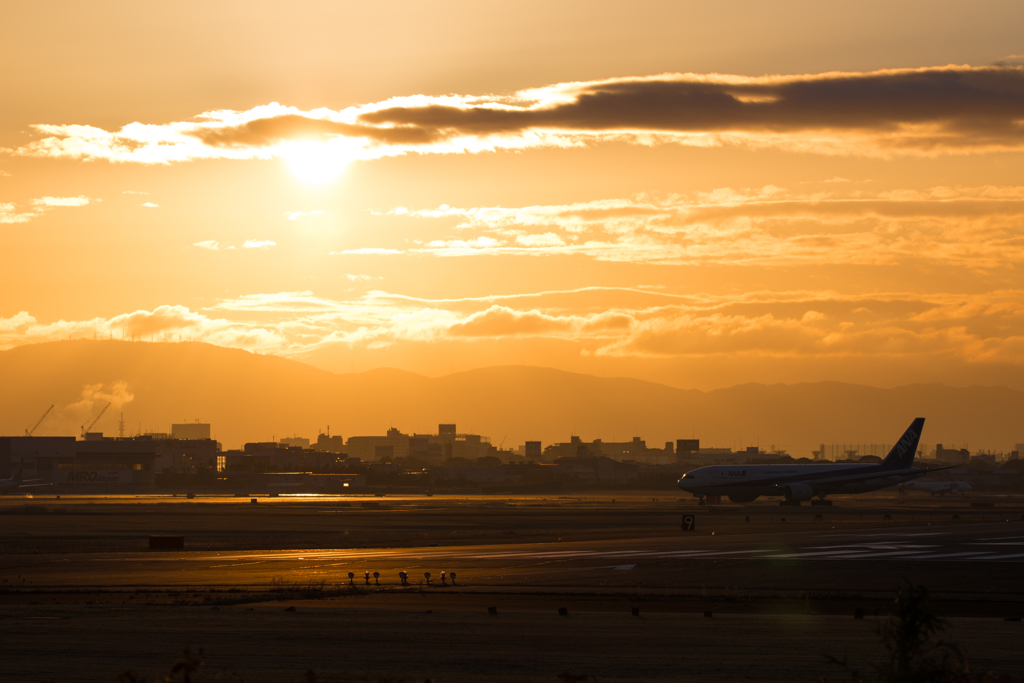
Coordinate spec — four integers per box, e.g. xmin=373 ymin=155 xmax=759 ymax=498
xmin=811 ymin=499 xmax=833 ymax=506
xmin=698 ymin=497 xmax=706 ymax=506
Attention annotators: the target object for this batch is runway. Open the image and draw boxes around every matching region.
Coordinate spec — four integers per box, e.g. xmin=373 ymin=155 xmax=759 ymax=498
xmin=83 ymin=520 xmax=1024 ymax=563
xmin=5 ymin=516 xmax=1024 ymax=682
xmin=5 ymin=520 xmax=1024 ymax=601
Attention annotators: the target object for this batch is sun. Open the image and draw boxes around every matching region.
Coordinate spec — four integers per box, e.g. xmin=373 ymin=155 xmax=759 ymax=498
xmin=283 ymin=141 xmax=349 ymax=184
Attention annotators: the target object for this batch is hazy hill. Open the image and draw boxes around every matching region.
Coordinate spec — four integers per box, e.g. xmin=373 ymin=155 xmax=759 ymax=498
xmin=0 ymin=340 xmax=1021 ymax=454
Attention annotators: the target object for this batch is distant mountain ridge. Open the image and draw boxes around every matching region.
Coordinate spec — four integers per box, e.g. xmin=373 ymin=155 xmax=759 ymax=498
xmin=0 ymin=340 xmax=1020 ymax=454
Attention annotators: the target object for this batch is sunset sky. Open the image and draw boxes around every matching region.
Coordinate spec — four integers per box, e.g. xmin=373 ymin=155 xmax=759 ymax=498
xmin=4 ymin=0 xmax=1024 ymax=391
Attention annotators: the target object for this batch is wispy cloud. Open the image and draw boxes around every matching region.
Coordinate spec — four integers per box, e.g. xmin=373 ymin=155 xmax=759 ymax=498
xmin=4 ymin=288 xmax=1023 ymax=370
xmin=141 ymin=201 xmax=159 ymax=208
xmin=0 ymin=203 xmax=33 ymax=224
xmin=11 ymin=66 xmax=1024 ymax=167
xmin=1 ymin=195 xmax=93 ymax=223
xmin=32 ymin=196 xmax=91 ymax=207
xmin=284 ymin=210 xmax=324 ymax=221
xmin=380 ymin=185 xmax=1024 ymax=268
xmin=193 ymin=239 xmax=276 ymax=251
xmin=333 ymin=247 xmax=402 ymax=255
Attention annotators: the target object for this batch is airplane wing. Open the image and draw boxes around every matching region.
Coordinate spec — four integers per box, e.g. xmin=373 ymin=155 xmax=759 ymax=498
xmin=920 ymin=465 xmax=958 ymax=473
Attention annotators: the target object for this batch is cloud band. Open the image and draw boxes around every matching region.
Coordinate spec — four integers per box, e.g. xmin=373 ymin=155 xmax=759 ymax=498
xmin=9 ymin=65 xmax=1024 ymax=165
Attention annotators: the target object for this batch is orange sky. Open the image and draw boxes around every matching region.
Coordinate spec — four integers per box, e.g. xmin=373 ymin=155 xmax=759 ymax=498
xmin=3 ymin=1 xmax=1024 ymax=390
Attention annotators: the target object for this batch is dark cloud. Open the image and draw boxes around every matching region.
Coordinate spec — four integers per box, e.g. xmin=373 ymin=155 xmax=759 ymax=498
xmin=194 ymin=114 xmax=440 ymax=147
xmin=20 ymin=65 xmax=1024 ymax=163
xmin=356 ymin=66 xmax=1024 ymax=144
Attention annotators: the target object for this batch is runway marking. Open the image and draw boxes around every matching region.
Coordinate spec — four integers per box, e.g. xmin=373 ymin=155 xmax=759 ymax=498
xmin=896 ymin=551 xmax=995 ymax=560
xmin=807 ymin=543 xmax=936 ymax=549
xmin=970 ymin=542 xmax=1024 ymax=546
xmin=772 ymin=549 xmax=933 ymax=560
xmin=813 ymin=531 xmax=946 ymax=539
xmin=767 ymin=549 xmax=888 ymax=559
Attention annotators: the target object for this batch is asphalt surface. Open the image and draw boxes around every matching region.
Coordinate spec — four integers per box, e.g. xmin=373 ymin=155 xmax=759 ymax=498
xmin=5 ymin=520 xmax=1024 ymax=601
xmin=5 ymin=509 xmax=1024 ymax=681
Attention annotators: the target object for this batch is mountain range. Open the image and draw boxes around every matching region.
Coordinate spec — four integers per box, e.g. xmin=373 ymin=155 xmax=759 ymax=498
xmin=0 ymin=340 xmax=1020 ymax=455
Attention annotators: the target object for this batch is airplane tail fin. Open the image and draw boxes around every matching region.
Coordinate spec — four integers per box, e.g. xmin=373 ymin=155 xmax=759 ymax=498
xmin=882 ymin=418 xmax=925 ymax=470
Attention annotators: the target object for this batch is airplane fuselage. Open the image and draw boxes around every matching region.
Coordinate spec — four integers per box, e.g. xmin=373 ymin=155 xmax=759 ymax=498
xmin=903 ymin=481 xmax=971 ymax=495
xmin=678 ymin=462 xmax=928 ymax=502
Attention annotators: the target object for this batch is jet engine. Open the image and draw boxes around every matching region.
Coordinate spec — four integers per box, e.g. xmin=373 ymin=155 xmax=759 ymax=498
xmin=728 ymin=493 xmax=759 ymax=503
xmin=777 ymin=483 xmax=815 ymax=502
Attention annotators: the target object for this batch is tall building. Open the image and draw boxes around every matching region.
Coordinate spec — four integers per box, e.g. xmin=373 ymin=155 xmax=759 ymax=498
xmin=171 ymin=423 xmax=211 ymax=440
xmin=676 ymin=439 xmax=699 ymax=463
xmin=314 ymin=431 xmax=345 ymax=453
xmin=524 ymin=441 xmax=542 ymax=461
xmin=346 ymin=427 xmax=410 ymax=462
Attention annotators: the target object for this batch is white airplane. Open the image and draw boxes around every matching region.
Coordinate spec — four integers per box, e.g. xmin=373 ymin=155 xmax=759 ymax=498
xmin=678 ymin=418 xmax=945 ymax=505
xmin=0 ymin=461 xmax=52 ymax=495
xmin=902 ymin=480 xmax=972 ymax=495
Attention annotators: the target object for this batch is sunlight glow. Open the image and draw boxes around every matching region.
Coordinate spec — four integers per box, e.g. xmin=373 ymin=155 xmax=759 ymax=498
xmin=284 ymin=141 xmax=349 ymax=184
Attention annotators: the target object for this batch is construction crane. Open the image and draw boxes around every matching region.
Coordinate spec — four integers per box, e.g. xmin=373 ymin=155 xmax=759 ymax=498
xmin=81 ymin=402 xmax=111 ymax=438
xmin=25 ymin=405 xmax=54 ymax=436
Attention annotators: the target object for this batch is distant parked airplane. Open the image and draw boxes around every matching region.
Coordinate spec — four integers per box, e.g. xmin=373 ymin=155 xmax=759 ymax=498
xmin=677 ymin=418 xmax=947 ymax=506
xmin=0 ymin=461 xmax=52 ymax=495
xmin=902 ymin=480 xmax=972 ymax=495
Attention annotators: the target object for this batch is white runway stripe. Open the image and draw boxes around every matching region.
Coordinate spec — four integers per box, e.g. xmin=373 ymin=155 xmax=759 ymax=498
xmin=970 ymin=541 xmax=1024 ymax=546
xmin=898 ymin=551 xmax=995 ymax=560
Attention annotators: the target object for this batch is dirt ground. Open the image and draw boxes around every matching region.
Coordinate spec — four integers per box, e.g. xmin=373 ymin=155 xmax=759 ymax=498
xmin=4 ymin=602 xmax=1023 ymax=683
